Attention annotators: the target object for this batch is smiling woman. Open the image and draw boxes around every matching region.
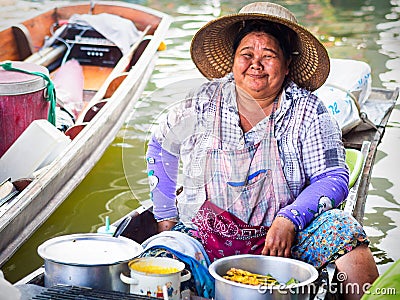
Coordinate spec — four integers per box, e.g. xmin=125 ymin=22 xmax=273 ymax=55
xmin=2 ymin=0 xmax=400 ymax=290
xmin=141 ymin=2 xmax=379 ymax=299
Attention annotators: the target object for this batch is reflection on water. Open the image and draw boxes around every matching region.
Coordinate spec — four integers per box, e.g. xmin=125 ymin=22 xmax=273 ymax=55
xmin=1 ymin=0 xmax=399 ymax=282
xmin=364 ymin=104 xmax=400 ymax=273
xmin=377 ymin=19 xmax=400 ymax=90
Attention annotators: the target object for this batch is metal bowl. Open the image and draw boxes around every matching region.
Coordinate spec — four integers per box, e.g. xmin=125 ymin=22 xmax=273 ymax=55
xmin=209 ymin=254 xmax=319 ymax=300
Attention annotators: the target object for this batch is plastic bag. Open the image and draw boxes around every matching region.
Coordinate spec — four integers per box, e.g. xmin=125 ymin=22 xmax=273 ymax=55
xmin=52 ymin=59 xmax=84 ymax=119
xmin=314 ymin=59 xmax=372 ymax=134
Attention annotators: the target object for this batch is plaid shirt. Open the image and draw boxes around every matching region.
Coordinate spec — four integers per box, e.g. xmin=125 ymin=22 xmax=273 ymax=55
xmin=153 ymin=73 xmax=346 ymax=200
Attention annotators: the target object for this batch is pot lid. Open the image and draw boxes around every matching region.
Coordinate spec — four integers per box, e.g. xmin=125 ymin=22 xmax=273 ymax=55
xmin=37 ymin=233 xmax=143 ymax=266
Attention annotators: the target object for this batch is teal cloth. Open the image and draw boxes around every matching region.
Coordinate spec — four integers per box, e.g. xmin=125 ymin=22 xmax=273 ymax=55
xmin=0 ymin=62 xmax=56 ymax=125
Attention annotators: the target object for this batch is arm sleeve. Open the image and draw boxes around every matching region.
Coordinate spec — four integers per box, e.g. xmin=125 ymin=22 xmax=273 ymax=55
xmin=146 ymin=136 xmax=179 ymax=221
xmin=276 ymin=167 xmax=349 ymax=231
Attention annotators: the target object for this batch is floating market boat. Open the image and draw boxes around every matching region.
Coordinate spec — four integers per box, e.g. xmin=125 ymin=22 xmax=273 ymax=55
xmin=0 ymin=1 xmax=172 ymax=268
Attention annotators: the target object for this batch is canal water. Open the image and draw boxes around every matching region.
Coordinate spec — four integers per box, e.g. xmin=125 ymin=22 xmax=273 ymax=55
xmin=1 ymin=0 xmax=399 ymax=283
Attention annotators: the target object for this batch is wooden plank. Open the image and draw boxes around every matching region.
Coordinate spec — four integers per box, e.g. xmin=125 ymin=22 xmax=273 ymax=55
xmin=344 ymin=141 xmax=371 ymax=218
xmin=352 ymin=88 xmax=398 ymax=223
xmin=0 ymin=27 xmax=21 ymax=60
xmin=21 ymin=9 xmax=57 ymax=50
xmin=24 ymin=44 xmax=67 ymax=67
xmin=82 ymin=66 xmax=113 ymax=91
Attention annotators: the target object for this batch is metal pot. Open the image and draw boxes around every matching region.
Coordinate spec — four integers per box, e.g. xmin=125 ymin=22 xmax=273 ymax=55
xmin=37 ymin=233 xmax=143 ymax=292
xmin=208 ymin=254 xmax=319 ymax=300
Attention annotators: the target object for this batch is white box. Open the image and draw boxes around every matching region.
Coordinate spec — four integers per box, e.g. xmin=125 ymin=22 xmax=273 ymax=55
xmin=0 ymin=119 xmax=71 ymax=182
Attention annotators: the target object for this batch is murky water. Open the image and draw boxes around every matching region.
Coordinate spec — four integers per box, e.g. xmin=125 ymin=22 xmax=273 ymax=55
xmin=1 ymin=0 xmax=399 ymax=283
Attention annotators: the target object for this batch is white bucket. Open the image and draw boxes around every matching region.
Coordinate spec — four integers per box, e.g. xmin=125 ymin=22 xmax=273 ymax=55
xmin=120 ymin=257 xmax=191 ymax=300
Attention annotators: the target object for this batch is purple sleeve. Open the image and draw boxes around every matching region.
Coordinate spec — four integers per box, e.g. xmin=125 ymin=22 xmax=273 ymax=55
xmin=146 ymin=136 xmax=179 ymax=221
xmin=276 ymin=167 xmax=349 ymax=231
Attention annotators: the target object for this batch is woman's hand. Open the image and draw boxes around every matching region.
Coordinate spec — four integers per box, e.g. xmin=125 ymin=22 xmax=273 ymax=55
xmin=157 ymin=219 xmax=177 ymax=232
xmin=261 ymin=216 xmax=296 ymax=257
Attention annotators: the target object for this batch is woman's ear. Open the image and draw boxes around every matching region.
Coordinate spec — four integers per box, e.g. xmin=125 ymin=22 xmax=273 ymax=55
xmin=285 ymin=57 xmax=292 ymax=75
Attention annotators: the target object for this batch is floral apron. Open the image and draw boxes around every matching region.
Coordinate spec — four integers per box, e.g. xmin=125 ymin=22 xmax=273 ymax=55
xmin=192 ymin=83 xmax=294 ymax=261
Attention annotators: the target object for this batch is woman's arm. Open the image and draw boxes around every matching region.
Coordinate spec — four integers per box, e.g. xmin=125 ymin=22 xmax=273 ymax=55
xmin=276 ymin=167 xmax=349 ymax=231
xmin=262 ymin=168 xmax=348 ymax=256
xmin=146 ymin=81 xmax=217 ymax=231
xmin=146 ymin=136 xmax=179 ymax=230
xmin=277 ymin=93 xmax=349 ymax=231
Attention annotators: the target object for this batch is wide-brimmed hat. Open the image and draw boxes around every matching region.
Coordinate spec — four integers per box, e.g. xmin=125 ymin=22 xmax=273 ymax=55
xmin=190 ymin=2 xmax=330 ymax=91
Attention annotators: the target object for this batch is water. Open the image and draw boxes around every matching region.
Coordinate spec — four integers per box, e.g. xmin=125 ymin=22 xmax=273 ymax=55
xmin=1 ymin=0 xmax=399 ymax=283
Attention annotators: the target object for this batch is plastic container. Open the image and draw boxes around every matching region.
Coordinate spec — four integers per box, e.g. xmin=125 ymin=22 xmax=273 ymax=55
xmin=0 ymin=119 xmax=71 ymax=182
xmin=0 ymin=61 xmax=50 ymax=157
xmin=345 ymin=148 xmax=364 ymax=188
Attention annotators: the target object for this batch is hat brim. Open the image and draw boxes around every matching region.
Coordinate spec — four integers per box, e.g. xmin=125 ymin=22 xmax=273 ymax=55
xmin=190 ymin=13 xmax=329 ymax=91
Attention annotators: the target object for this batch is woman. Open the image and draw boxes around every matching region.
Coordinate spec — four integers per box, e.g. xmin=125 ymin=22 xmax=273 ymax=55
xmin=144 ymin=2 xmax=378 ymax=299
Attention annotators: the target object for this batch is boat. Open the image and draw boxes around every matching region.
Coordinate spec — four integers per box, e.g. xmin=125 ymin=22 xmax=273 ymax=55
xmin=0 ymin=1 xmax=172 ymax=268
xmin=11 ymin=81 xmax=399 ymax=299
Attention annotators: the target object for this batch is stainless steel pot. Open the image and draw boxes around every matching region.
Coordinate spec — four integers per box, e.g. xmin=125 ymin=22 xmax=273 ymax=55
xmin=208 ymin=254 xmax=319 ymax=300
xmin=37 ymin=233 xmax=143 ymax=292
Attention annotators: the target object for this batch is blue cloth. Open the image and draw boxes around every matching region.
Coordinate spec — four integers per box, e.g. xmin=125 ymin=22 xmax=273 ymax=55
xmin=143 ymin=245 xmax=215 ymax=298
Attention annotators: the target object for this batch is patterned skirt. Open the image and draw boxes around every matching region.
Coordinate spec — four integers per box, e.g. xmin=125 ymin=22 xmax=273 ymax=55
xmin=291 ymin=209 xmax=369 ymax=268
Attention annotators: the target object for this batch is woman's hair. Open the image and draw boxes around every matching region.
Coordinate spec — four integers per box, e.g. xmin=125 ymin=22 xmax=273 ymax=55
xmin=232 ymin=20 xmax=298 ymax=61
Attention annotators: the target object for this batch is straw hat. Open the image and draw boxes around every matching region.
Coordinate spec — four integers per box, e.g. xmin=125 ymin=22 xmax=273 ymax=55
xmin=190 ymin=2 xmax=330 ymax=91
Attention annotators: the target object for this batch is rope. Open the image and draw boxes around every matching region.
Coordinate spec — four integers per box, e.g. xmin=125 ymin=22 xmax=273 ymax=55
xmin=323 ymin=82 xmax=361 ymax=112
xmin=0 ymin=61 xmax=56 ymax=125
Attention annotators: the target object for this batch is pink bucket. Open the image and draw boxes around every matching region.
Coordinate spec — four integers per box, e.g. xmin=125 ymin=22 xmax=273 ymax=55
xmin=0 ymin=62 xmax=50 ymax=157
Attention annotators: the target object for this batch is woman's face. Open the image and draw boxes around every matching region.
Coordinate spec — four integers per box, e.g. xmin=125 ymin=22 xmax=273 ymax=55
xmin=232 ymin=31 xmax=290 ymax=100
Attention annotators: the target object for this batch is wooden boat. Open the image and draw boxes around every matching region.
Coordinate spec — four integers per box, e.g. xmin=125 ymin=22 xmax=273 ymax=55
xmin=12 ymin=85 xmax=399 ymax=299
xmin=0 ymin=1 xmax=172 ymax=268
